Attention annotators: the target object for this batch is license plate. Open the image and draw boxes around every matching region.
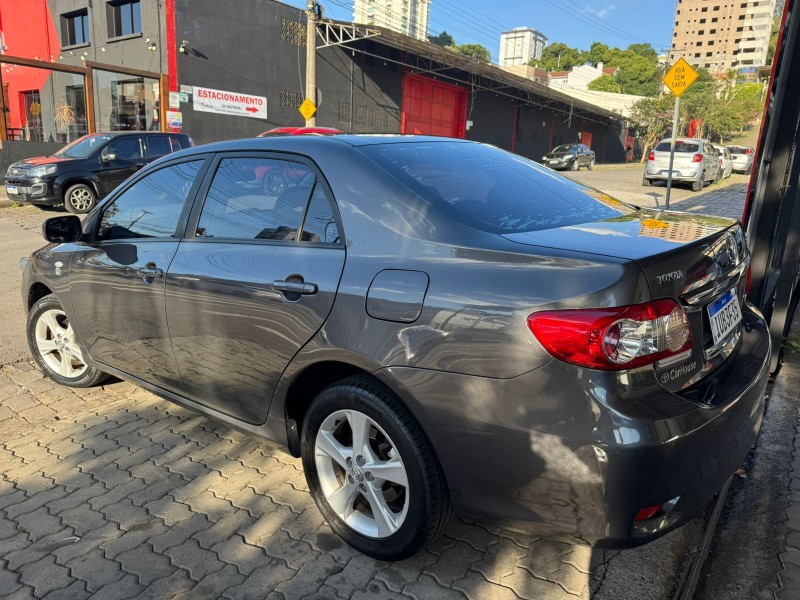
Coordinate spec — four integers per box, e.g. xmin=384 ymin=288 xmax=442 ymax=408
xmin=6 ymin=185 xmax=17 ymax=195
xmin=549 ymin=160 xmax=559 ymax=165
xmin=707 ymin=288 xmax=742 ymax=346
xmin=659 ymin=170 xmax=678 ymax=176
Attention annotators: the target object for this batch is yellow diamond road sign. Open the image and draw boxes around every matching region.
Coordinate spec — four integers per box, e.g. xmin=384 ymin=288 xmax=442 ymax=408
xmin=663 ymin=58 xmax=699 ymax=98
xmin=299 ymin=98 xmax=317 ymax=121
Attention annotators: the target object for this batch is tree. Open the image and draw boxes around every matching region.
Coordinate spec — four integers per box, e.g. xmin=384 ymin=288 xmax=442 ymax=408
xmin=428 ymin=31 xmax=455 ymax=48
xmin=451 ymin=43 xmax=491 ymax=62
xmin=588 ymin=74 xmax=620 ymax=93
xmin=628 ymin=96 xmax=676 ymax=163
xmin=626 ymin=43 xmax=658 ymax=61
xmin=614 ymin=53 xmax=661 ymax=96
xmin=531 ymin=42 xmax=586 ymax=71
xmin=767 ymin=16 xmax=781 ymax=64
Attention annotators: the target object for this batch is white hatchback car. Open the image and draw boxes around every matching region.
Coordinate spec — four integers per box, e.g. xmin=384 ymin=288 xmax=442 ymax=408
xmin=643 ymin=138 xmax=722 ymax=192
xmin=716 ymin=146 xmax=734 ymax=179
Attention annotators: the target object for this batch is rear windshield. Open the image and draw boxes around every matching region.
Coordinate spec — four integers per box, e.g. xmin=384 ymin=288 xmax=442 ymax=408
xmin=360 ymin=142 xmax=635 ymax=234
xmin=655 ymin=141 xmax=700 ymax=153
xmin=728 ymin=146 xmax=749 ymax=154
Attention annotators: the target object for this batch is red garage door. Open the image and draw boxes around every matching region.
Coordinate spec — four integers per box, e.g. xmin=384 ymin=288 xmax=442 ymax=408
xmin=402 ymin=74 xmax=467 ymax=138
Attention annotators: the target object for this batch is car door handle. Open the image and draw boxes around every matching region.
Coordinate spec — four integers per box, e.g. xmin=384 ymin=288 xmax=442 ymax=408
xmin=136 ymin=265 xmax=163 ymax=279
xmin=272 ymin=280 xmax=318 ymax=295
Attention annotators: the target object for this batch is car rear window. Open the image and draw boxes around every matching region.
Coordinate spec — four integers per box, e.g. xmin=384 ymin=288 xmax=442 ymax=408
xmin=360 ymin=142 xmax=634 ymax=234
xmin=655 ymin=141 xmax=700 ymax=153
xmin=728 ymin=146 xmax=749 ymax=154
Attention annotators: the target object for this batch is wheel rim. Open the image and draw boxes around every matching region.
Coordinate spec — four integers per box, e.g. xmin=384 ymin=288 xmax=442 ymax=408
xmin=265 ymin=172 xmax=287 ymax=195
xmin=34 ymin=309 xmax=87 ymax=378
xmin=315 ymin=409 xmax=410 ymax=539
xmin=69 ymin=188 xmax=93 ymax=211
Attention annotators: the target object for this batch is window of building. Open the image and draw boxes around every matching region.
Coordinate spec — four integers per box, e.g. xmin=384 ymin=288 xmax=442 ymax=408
xmin=713 ymin=5 xmax=720 ymax=10
xmin=712 ymin=17 xmax=718 ymax=22
xmin=696 ymin=40 xmax=703 ymax=46
xmin=710 ymin=28 xmax=717 ymax=33
xmin=97 ymin=160 xmax=203 ymax=240
xmin=107 ymin=0 xmax=141 ymax=38
xmin=701 ymin=6 xmax=708 ymax=12
xmin=61 ymin=10 xmax=90 ymax=47
xmin=695 ymin=52 xmax=701 ymax=57
xmin=706 ymin=52 xmax=713 ymax=56
xmin=708 ymin=40 xmax=715 ymax=45
xmin=700 ymin=18 xmax=706 ymax=23
xmin=698 ymin=30 xmax=705 ymax=34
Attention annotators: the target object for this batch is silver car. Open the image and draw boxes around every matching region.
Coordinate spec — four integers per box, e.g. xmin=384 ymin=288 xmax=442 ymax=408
xmin=643 ymin=137 xmax=722 ymax=191
xmin=716 ymin=146 xmax=734 ymax=179
xmin=727 ymin=145 xmax=755 ymax=174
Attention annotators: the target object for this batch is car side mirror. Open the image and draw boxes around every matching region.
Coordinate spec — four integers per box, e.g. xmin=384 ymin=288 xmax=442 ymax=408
xmin=43 ymin=216 xmax=82 ymax=243
xmin=101 ymin=151 xmax=117 ymax=163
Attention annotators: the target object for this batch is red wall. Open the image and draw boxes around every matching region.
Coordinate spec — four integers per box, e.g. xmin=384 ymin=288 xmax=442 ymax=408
xmin=0 ymin=0 xmax=60 ymax=130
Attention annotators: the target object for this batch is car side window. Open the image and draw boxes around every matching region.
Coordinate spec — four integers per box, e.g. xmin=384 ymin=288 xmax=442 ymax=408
xmin=300 ymin=184 xmax=340 ymax=243
xmin=196 ymin=157 xmax=315 ymax=241
xmin=147 ymin=135 xmax=174 ymax=159
xmin=105 ymin=137 xmax=143 ymax=162
xmin=97 ymin=160 xmax=203 ymax=240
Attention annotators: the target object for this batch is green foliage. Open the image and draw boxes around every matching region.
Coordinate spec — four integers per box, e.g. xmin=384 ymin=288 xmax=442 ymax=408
xmin=531 ymin=42 xmax=587 ymax=71
xmin=767 ymin=16 xmax=781 ymax=64
xmin=450 ymin=43 xmax=491 ymax=62
xmin=428 ymin=31 xmax=455 ymax=48
xmin=629 ymin=96 xmax=678 ymax=162
xmin=587 ymin=74 xmax=621 ymax=93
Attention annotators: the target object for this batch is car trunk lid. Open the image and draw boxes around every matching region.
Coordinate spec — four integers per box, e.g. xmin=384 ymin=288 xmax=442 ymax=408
xmin=503 ymin=209 xmax=749 ymax=397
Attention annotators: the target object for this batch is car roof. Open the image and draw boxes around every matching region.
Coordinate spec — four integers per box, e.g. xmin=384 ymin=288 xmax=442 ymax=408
xmin=172 ymin=134 xmax=477 ymax=158
xmin=84 ymin=131 xmax=183 ymax=138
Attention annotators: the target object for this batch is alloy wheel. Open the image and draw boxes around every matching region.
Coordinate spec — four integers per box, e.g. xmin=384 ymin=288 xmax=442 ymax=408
xmin=69 ymin=188 xmax=94 ymax=212
xmin=34 ymin=309 xmax=87 ymax=378
xmin=314 ymin=409 xmax=410 ymax=538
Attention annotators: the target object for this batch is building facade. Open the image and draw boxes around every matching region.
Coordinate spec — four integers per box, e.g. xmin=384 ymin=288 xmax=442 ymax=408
xmin=670 ymin=0 xmax=777 ymax=73
xmin=353 ymin=0 xmax=429 ymax=41
xmin=499 ymin=27 xmax=547 ymax=66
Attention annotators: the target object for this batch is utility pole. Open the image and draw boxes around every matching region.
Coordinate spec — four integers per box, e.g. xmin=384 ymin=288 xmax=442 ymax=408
xmin=305 ymin=0 xmax=317 ymax=127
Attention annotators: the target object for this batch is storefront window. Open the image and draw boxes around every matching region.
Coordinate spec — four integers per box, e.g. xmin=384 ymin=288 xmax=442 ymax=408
xmin=0 ymin=65 xmax=87 ymax=144
xmin=93 ymin=69 xmax=159 ymax=132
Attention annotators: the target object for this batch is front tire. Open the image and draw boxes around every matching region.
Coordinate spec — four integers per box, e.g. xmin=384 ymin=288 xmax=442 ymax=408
xmin=301 ymin=376 xmax=451 ymax=560
xmin=571 ymin=159 xmax=579 ymax=171
xmin=64 ymin=183 xmax=97 ymax=214
xmin=27 ymin=295 xmax=108 ymax=387
xmin=588 ymin=159 xmax=595 ymax=171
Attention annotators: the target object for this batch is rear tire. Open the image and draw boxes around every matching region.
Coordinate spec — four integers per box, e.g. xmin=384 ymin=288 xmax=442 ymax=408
xmin=571 ymin=160 xmax=579 ymax=171
xmin=27 ymin=295 xmax=108 ymax=388
xmin=692 ymin=176 xmax=704 ymax=192
xmin=642 ymin=175 xmax=652 ymax=187
xmin=588 ymin=159 xmax=595 ymax=171
xmin=301 ymin=376 xmax=452 ymax=560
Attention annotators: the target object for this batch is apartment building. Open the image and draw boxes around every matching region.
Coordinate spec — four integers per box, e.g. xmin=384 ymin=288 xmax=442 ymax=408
xmin=499 ymin=27 xmax=548 ymax=66
xmin=354 ymin=0 xmax=430 ymax=41
xmin=669 ymin=0 xmax=777 ymax=73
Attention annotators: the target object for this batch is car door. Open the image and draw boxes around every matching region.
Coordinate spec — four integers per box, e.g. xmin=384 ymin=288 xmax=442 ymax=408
xmin=98 ymin=136 xmax=146 ymax=196
xmin=164 ymin=153 xmax=346 ymax=424
xmin=144 ymin=134 xmax=180 ymax=164
xmin=705 ymin=143 xmax=718 ymax=180
xmin=68 ymin=157 xmax=208 ymax=392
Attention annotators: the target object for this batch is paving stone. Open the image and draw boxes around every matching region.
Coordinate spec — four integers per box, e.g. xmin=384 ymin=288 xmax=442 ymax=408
xmin=454 ymin=571 xmax=523 ymax=600
xmin=326 ymin=554 xmax=388 ymax=598
xmin=273 ymin=554 xmax=344 ymax=599
xmin=41 ymin=579 xmax=90 ymax=600
xmin=87 ymin=574 xmax=143 ymax=600
xmin=781 ymin=546 xmax=800 ymax=568
xmin=3 ymin=584 xmax=35 ymax=600
xmin=0 ymin=565 xmax=22 ymax=595
xmin=88 ymin=480 xmax=146 ymax=511
xmin=127 ymin=473 xmax=187 ymax=506
xmin=52 ymin=523 xmax=122 ymax=564
xmin=777 ymin=563 xmax=800 ymax=600
xmin=149 ymin=514 xmax=212 ymax=554
xmin=144 ymin=495 xmax=194 ymax=527
xmin=194 ymin=509 xmax=255 ymax=550
xmin=5 ymin=486 xmax=67 ymax=520
xmin=500 ymin=566 xmax=575 ymax=600
xmin=239 ymin=498 xmax=294 ymax=544
xmin=423 ymin=540 xmax=484 ymax=586
xmin=165 ymin=538 xmax=226 ymax=581
xmin=280 ymin=506 xmax=326 ymax=541
xmin=222 ymin=559 xmax=296 ymax=599
xmin=446 ymin=520 xmax=500 ymax=552
xmin=58 ymin=505 xmax=109 ymax=537
xmin=100 ymin=499 xmax=152 ymax=531
xmin=182 ymin=490 xmax=235 ymax=523
xmin=303 ymin=524 xmax=361 ymax=565
xmin=517 ymin=539 xmax=565 ymax=580
xmin=267 ymin=482 xmax=315 ymax=514
xmin=374 ymin=550 xmax=439 ymax=593
xmin=67 ymin=549 xmax=124 ymax=593
xmin=136 ymin=569 xmax=197 ymax=600
xmin=213 ymin=534 xmax=270 ymax=575
xmin=162 ymin=455 xmax=207 ymax=480
xmin=15 ymin=507 xmax=64 ymax=542
xmin=172 ymin=564 xmax=246 ymax=600
xmin=116 ymin=544 xmax=176 ymax=586
xmin=262 ymin=529 xmax=321 ymax=571
xmin=402 ymin=574 xmax=469 ymax=600
xmin=18 ymin=555 xmax=74 ymax=597
xmin=100 ymin=519 xmax=167 ymax=559
xmin=350 ymin=580 xmax=407 ymax=599
xmin=544 ymin=563 xmax=588 ymax=596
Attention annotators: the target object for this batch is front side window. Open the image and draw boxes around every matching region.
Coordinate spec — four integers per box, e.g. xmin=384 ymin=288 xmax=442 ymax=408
xmin=108 ymin=0 xmax=141 ymax=38
xmin=196 ymin=158 xmax=317 ymax=241
xmin=97 ymin=160 xmax=202 ymax=240
xmin=62 ymin=10 xmax=90 ymax=47
xmin=104 ymin=137 xmax=143 ymax=162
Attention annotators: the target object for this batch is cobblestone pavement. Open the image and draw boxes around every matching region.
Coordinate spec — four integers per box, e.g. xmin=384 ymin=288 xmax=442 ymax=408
xmin=0 ymin=171 xmax=748 ymax=599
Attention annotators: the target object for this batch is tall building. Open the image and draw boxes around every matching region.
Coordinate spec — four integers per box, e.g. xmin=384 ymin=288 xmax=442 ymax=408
xmin=670 ymin=0 xmax=777 ymax=73
xmin=499 ymin=27 xmax=548 ymax=67
xmin=354 ymin=0 xmax=430 ymax=41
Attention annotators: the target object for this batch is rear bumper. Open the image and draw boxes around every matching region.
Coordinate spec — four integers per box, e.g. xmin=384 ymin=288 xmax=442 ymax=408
xmin=381 ymin=304 xmax=769 ymax=547
xmin=644 ymin=165 xmax=702 ymax=182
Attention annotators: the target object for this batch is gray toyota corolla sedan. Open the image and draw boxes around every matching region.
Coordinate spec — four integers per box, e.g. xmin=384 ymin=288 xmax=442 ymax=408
xmin=21 ymin=135 xmax=770 ymax=560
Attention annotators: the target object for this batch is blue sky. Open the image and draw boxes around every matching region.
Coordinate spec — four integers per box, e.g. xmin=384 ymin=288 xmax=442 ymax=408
xmin=291 ymin=0 xmax=678 ymax=62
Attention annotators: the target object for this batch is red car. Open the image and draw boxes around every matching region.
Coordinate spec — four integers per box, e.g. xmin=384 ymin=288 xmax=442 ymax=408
xmin=257 ymin=126 xmax=343 ymax=137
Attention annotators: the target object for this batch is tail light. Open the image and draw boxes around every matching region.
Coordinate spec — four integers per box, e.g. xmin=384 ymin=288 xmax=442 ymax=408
xmin=745 ymin=264 xmax=752 ymax=295
xmin=745 ymin=148 xmax=751 ymax=154
xmin=648 ymin=151 xmax=655 ymax=161
xmin=692 ymin=153 xmax=704 ymax=163
xmin=527 ymin=299 xmax=693 ymax=371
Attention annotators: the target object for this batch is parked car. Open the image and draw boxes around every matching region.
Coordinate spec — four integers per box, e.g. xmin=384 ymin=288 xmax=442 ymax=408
xmin=21 ymin=136 xmax=770 ymax=561
xmin=541 ymin=143 xmax=595 ymax=171
xmin=258 ymin=126 xmax=343 ymax=137
xmin=643 ymin=138 xmax=721 ymax=191
xmin=716 ymin=145 xmax=734 ymax=179
xmin=727 ymin=145 xmax=755 ymax=174
xmin=4 ymin=131 xmax=193 ymax=214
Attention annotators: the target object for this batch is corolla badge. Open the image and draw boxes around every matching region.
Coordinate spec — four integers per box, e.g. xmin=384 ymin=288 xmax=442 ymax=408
xmin=655 ymin=270 xmax=684 ymax=285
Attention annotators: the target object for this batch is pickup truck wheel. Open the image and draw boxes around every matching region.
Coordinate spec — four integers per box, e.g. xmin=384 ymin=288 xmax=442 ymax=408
xmin=64 ymin=184 xmax=97 ymax=214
